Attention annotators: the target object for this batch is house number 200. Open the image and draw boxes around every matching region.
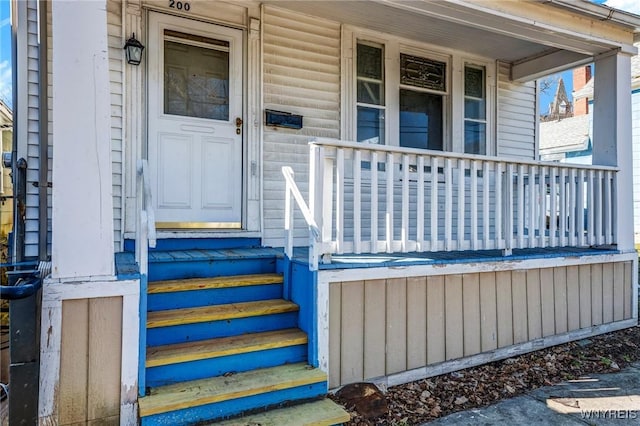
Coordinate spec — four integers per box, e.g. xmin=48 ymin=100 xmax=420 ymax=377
xmin=169 ymin=0 xmax=190 ymax=11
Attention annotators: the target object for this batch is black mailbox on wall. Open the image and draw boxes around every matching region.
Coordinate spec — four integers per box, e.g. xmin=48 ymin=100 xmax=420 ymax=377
xmin=265 ymin=109 xmax=303 ymax=130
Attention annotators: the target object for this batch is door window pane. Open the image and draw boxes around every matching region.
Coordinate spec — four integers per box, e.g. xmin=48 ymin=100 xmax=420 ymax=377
xmin=399 ymin=89 xmax=443 ymax=150
xmin=164 ymin=34 xmax=230 ymax=120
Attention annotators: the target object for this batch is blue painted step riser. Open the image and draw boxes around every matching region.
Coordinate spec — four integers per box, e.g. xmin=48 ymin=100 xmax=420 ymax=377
xmin=147 ymin=284 xmax=283 ymax=311
xmin=140 ymin=382 xmax=328 ymax=426
xmin=147 ymin=312 xmax=299 ymax=346
xmin=124 ymin=238 xmax=262 ymax=252
xmin=149 ymin=258 xmax=277 ymax=282
xmin=146 ymin=345 xmax=307 ymax=388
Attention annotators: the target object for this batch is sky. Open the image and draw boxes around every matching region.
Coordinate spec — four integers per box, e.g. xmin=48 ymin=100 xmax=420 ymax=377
xmin=1 ymin=0 xmax=640 ymax=113
xmin=0 ymin=0 xmax=11 ymax=108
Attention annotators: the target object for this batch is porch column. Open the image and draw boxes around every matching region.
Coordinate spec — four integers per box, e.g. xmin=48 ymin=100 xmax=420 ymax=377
xmin=51 ymin=0 xmax=114 ymax=279
xmin=592 ymin=52 xmax=634 ymax=252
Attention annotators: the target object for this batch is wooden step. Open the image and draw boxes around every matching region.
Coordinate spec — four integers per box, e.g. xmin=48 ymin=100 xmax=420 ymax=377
xmin=147 ymin=299 xmax=299 ymax=329
xmin=148 ymin=273 xmax=283 ymax=294
xmin=146 ymin=328 xmax=307 ymax=368
xmin=211 ymin=398 xmax=351 ymax=426
xmin=138 ymin=363 xmax=327 ymax=418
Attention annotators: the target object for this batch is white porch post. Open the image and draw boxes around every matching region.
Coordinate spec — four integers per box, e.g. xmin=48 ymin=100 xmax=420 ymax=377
xmin=592 ymin=52 xmax=634 ymax=252
xmin=51 ymin=0 xmax=114 ymax=279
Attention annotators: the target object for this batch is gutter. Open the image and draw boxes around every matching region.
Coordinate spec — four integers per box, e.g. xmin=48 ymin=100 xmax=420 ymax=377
xmin=543 ymin=0 xmax=640 ymax=41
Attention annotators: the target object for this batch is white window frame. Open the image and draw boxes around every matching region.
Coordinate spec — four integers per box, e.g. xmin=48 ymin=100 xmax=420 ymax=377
xmin=342 ymin=26 xmax=495 ymax=156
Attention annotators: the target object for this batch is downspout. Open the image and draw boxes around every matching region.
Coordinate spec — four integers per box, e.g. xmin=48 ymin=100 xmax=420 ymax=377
xmin=38 ymin=0 xmax=48 ymax=262
xmin=10 ymin=0 xmax=18 ymax=264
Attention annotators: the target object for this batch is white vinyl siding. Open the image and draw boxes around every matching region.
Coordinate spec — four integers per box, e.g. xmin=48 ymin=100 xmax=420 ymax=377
xmin=262 ymin=6 xmax=341 ymax=247
xmin=632 ymin=90 xmax=640 ymax=245
xmin=496 ymin=61 xmax=537 ymax=160
xmin=107 ymin=0 xmax=123 ymax=249
xmin=24 ymin=0 xmax=49 ymax=259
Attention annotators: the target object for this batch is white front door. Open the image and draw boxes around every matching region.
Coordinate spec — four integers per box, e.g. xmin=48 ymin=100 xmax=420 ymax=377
xmin=148 ymin=12 xmax=243 ymax=229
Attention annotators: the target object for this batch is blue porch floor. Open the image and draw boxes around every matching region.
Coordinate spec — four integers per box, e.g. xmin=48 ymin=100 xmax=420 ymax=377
xmin=115 ymin=246 xmax=620 ymax=277
xmin=291 ymin=246 xmax=621 ymax=270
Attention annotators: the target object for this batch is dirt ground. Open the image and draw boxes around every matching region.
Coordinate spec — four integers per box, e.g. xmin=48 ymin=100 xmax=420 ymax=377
xmin=330 ymin=325 xmax=640 ymax=425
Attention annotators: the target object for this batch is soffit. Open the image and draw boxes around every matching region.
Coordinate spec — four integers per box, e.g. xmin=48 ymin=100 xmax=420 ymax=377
xmin=266 ymin=1 xmax=622 ymax=64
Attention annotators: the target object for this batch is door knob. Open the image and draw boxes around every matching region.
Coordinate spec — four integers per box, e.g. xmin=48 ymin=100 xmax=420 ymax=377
xmin=235 ymin=117 xmax=242 ymax=135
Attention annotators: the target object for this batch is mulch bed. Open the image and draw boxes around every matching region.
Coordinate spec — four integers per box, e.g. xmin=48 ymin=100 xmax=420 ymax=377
xmin=330 ymin=325 xmax=640 ymax=425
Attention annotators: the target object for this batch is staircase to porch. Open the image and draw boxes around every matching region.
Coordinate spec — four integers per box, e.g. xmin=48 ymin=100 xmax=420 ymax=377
xmin=125 ymin=241 xmax=349 ymax=426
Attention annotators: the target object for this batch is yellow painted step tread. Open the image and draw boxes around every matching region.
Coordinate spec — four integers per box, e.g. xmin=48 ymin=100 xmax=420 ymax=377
xmin=210 ymin=398 xmax=351 ymax=426
xmin=148 ymin=273 xmax=283 ymax=294
xmin=146 ymin=328 xmax=308 ymax=367
xmin=138 ymin=363 xmax=327 ymax=417
xmin=147 ymin=299 xmax=299 ymax=329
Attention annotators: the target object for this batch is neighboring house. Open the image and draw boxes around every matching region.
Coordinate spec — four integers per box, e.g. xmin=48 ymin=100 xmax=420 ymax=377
xmin=540 ymin=51 xmax=640 ymax=247
xmin=7 ymin=1 xmax=640 ymax=424
xmin=0 ymin=100 xmax=12 ymax=240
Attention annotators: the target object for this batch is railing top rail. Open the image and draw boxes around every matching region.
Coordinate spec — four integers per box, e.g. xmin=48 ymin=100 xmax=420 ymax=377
xmin=310 ymin=137 xmax=619 ymax=172
xmin=281 ymin=166 xmax=320 ymax=240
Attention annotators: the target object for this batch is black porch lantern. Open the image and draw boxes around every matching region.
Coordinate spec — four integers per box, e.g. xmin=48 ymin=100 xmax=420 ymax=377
xmin=124 ymin=33 xmax=145 ymax=65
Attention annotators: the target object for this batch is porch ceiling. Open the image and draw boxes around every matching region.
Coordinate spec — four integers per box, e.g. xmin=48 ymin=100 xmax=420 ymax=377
xmin=267 ymin=0 xmax=631 ymax=79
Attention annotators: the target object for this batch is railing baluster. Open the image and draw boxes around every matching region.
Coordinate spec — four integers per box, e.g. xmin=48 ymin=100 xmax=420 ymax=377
xmin=576 ymin=169 xmax=585 ymax=247
xmin=559 ymin=168 xmax=567 ymax=247
xmin=402 ymin=154 xmax=410 ymax=252
xmin=457 ymin=159 xmax=465 ymax=250
xmin=504 ymin=163 xmax=514 ymax=254
xmin=482 ymin=161 xmax=490 ymax=249
xmin=587 ymin=169 xmax=595 ymax=246
xmin=528 ymin=165 xmax=537 ymax=248
xmin=386 ymin=152 xmax=394 ymax=253
xmin=568 ymin=168 xmax=577 ymax=247
xmin=353 ymin=149 xmax=362 ymax=254
xmin=517 ymin=164 xmax=525 ymax=249
xmin=371 ymin=151 xmax=379 ymax=253
xmin=417 ymin=156 xmax=425 ymax=252
xmin=431 ymin=156 xmax=439 ymax=251
xmin=605 ymin=170 xmax=613 ymax=245
xmin=539 ymin=166 xmax=547 ymax=247
xmin=336 ymin=148 xmax=345 ymax=254
xmin=496 ymin=162 xmax=503 ymax=249
xmin=549 ymin=167 xmax=557 ymax=247
xmin=596 ymin=170 xmax=603 ymax=245
xmin=470 ymin=160 xmax=478 ymax=251
xmin=322 ymin=149 xmax=334 ymax=251
xmin=445 ymin=158 xmax=453 ymax=251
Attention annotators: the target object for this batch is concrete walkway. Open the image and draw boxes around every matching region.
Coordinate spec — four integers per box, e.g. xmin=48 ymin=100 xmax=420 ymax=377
xmin=426 ymin=362 xmax=640 ymax=425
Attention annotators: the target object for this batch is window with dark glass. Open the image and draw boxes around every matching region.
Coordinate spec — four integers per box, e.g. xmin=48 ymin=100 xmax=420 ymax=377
xmin=464 ymin=65 xmax=486 ymax=154
xmin=356 ymin=42 xmax=385 ymax=144
xmin=399 ymin=54 xmax=446 ymax=151
xmin=164 ymin=30 xmax=230 ymax=121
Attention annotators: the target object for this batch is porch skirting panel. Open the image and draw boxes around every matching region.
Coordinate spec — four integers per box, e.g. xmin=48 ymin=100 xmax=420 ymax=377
xmin=39 ymin=278 xmax=140 ymax=425
xmin=324 ymin=255 xmax=636 ymax=389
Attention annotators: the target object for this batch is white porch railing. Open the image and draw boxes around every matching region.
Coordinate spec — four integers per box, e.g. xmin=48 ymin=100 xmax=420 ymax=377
xmin=135 ymin=159 xmax=157 ymax=275
xmin=282 ymin=166 xmax=321 ymax=270
xmin=308 ymin=138 xmax=618 ymax=259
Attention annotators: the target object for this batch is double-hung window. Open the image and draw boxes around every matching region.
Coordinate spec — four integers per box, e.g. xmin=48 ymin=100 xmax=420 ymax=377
xmin=464 ymin=64 xmax=487 ymax=154
xmin=356 ymin=42 xmax=385 ymax=144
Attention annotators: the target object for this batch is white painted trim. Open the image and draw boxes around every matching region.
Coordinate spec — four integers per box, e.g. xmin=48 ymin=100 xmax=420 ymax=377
xmin=318 ymin=252 xmax=637 ymax=283
xmin=38 ymin=278 xmax=140 ymax=425
xmin=317 ymin=276 xmax=330 ymax=375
